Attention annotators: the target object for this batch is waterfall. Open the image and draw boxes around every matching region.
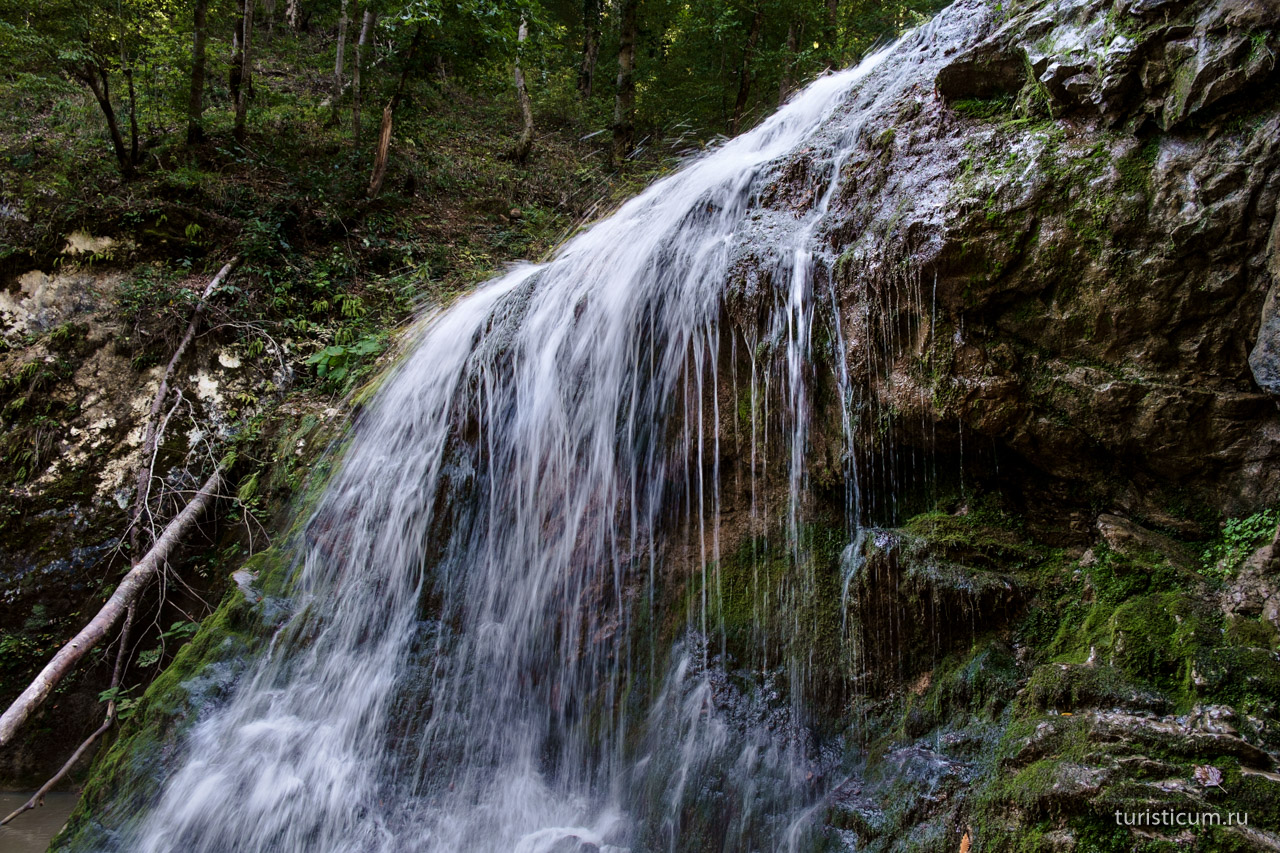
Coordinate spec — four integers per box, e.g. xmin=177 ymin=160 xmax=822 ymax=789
xmin=118 ymin=8 xmax=973 ymax=850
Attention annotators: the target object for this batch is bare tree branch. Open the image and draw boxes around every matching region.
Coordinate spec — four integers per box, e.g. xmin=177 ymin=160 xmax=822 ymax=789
xmin=0 ymin=605 xmax=136 ymax=826
xmin=131 ymin=257 xmax=239 ymax=555
xmin=0 ymin=468 xmax=224 ymax=749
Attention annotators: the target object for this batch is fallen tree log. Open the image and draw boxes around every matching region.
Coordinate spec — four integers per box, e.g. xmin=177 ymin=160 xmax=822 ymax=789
xmin=1 ymin=606 xmax=135 ymax=826
xmin=0 ymin=467 xmax=224 ymax=749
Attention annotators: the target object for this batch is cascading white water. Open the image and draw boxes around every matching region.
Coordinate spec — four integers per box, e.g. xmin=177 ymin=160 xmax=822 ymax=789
xmin=117 ymin=12 xmax=970 ymax=849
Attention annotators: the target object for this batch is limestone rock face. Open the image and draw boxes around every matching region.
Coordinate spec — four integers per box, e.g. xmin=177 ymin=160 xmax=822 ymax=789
xmin=751 ymin=0 xmax=1280 ymax=847
xmin=1249 ymin=212 xmax=1280 ymax=395
xmin=787 ymin=0 xmax=1280 ymax=531
xmin=0 ymin=261 xmax=310 ymax=788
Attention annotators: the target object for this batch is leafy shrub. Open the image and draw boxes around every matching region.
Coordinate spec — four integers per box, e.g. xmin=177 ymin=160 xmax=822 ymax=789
xmin=305 ymin=335 xmax=382 ymax=383
xmin=1202 ymin=509 xmax=1278 ymax=580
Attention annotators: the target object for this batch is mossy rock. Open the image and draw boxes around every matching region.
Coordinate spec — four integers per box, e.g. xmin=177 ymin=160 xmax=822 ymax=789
xmin=1048 ymin=593 xmax=1220 ymax=705
xmin=52 ymin=547 xmax=297 ymax=850
xmin=901 ymin=510 xmax=1042 ymax=571
xmin=900 ymin=641 xmax=1023 ymax=738
xmin=1192 ymin=646 xmax=1280 ymax=716
xmin=1224 ymin=615 xmax=1280 ymax=651
xmin=1019 ymin=663 xmax=1171 ymax=716
xmin=702 ymin=523 xmax=850 ymax=716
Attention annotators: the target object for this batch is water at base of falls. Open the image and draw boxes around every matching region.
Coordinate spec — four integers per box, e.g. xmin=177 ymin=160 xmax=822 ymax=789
xmin=118 ymin=8 xmax=974 ymax=851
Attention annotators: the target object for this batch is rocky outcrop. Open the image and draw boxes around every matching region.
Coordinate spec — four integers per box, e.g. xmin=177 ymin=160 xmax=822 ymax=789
xmin=782 ymin=0 xmax=1280 ymax=848
xmin=1249 ymin=212 xmax=1280 ymax=395
xmin=0 ymin=256 xmax=329 ymax=787
xmin=803 ymin=0 xmax=1280 ymax=533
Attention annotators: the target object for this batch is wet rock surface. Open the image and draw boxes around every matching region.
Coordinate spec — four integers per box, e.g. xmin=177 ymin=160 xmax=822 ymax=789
xmin=761 ymin=0 xmax=1280 ymax=847
xmin=803 ymin=0 xmax=1280 ymax=528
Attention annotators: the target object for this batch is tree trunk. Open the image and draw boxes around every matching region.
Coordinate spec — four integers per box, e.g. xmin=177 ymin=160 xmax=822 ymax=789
xmin=779 ymin=20 xmax=798 ymax=104
xmin=365 ymin=25 xmax=423 ymax=199
xmin=512 ymin=17 xmax=534 ymax=163
xmin=230 ymin=0 xmax=244 ymax=105
xmin=0 ymin=468 xmax=224 ymax=750
xmin=578 ymin=0 xmax=600 ymax=98
xmin=187 ymin=0 xmax=209 ymax=144
xmin=825 ymin=0 xmax=840 ymax=69
xmin=234 ymin=0 xmax=255 ymax=144
xmin=729 ymin=5 xmax=764 ymax=136
xmin=330 ymin=0 xmax=349 ymax=127
xmin=611 ymin=0 xmax=639 ymax=162
xmin=285 ymin=0 xmax=299 ymax=31
xmin=352 ymin=8 xmax=376 ymax=142
xmin=77 ymin=66 xmax=134 ymax=180
xmin=367 ymin=106 xmax=393 ymax=198
xmin=123 ymin=53 xmax=139 ymax=166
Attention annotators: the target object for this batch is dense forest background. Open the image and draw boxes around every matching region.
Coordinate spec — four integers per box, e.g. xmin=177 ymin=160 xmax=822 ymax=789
xmin=0 ymin=0 xmax=949 ymax=197
xmin=0 ymin=0 xmax=951 ymax=251
xmin=0 ymin=0 xmax=951 ymax=412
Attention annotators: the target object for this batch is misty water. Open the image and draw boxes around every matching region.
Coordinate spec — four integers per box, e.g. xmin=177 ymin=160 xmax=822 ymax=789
xmin=110 ymin=6 xmax=975 ymax=850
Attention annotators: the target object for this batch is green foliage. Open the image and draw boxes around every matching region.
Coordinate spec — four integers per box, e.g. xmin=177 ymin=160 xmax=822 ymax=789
xmin=697 ymin=523 xmax=848 ymax=714
xmin=305 ymin=335 xmax=383 ymax=383
xmin=117 ymin=263 xmax=193 ymax=322
xmin=97 ymin=685 xmax=142 ymax=721
xmin=1070 ymin=816 xmax=1139 ymax=853
xmin=161 ymin=620 xmax=200 ymax=641
xmin=135 ymin=621 xmax=201 ymax=668
xmin=1202 ymin=508 xmax=1278 ymax=580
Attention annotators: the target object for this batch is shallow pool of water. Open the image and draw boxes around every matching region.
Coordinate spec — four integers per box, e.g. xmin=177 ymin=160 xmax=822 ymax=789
xmin=0 ymin=791 xmax=79 ymax=853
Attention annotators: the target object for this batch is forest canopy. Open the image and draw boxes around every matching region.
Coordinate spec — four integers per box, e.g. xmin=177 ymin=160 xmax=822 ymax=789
xmin=0 ymin=0 xmax=948 ymax=184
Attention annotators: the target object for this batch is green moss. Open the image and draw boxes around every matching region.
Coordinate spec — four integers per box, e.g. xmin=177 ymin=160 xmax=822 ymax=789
xmin=53 ymin=537 xmax=307 ymax=849
xmin=901 ymin=510 xmax=1040 ymax=570
xmin=1224 ymin=615 xmax=1279 ymax=650
xmin=1020 ymin=663 xmax=1169 ymax=715
xmin=1193 ymin=646 xmax=1280 ymax=710
xmin=1110 ymin=594 xmax=1216 ymax=692
xmin=898 ymin=641 xmax=1021 ymax=737
xmin=703 ymin=523 xmax=848 ymax=713
xmin=953 ymin=95 xmax=1017 ymax=121
xmin=1230 ymin=771 xmax=1280 ymax=829
xmin=987 ymin=756 xmax=1080 ymax=812
xmin=52 ymin=581 xmax=262 ymax=848
xmin=1048 ymin=592 xmax=1216 ymax=703
xmin=1115 ymin=139 xmax=1159 ymax=197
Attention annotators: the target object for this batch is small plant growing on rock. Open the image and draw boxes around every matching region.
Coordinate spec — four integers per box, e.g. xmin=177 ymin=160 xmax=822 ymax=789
xmin=1202 ymin=508 xmax=1278 ymax=580
xmin=305 ymin=334 xmax=383 ymax=384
